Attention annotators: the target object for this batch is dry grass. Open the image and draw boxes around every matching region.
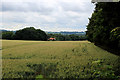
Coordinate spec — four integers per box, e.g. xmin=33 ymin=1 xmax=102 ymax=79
xmin=2 ymin=40 xmax=119 ymax=78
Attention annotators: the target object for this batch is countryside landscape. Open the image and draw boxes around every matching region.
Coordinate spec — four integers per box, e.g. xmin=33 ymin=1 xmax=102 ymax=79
xmin=1 ymin=0 xmax=120 ymax=80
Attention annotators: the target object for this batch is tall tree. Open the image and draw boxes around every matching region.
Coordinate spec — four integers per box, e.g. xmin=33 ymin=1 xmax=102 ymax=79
xmin=86 ymin=2 xmax=120 ymax=53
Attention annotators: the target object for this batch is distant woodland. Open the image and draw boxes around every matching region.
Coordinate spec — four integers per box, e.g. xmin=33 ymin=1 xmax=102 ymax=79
xmin=2 ymin=27 xmax=48 ymax=41
xmin=1 ymin=27 xmax=87 ymax=41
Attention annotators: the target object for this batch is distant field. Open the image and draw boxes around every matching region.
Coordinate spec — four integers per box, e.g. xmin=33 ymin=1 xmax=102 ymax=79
xmin=2 ymin=40 xmax=120 ymax=79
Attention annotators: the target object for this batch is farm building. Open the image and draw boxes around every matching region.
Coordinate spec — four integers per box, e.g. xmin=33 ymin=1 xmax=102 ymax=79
xmin=48 ymin=38 xmax=56 ymax=41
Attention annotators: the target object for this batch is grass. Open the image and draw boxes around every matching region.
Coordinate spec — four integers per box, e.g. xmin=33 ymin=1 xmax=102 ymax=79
xmin=2 ymin=40 xmax=120 ymax=79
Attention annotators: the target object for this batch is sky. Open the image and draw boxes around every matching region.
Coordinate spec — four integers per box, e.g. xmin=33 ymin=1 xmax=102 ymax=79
xmin=0 ymin=0 xmax=95 ymax=32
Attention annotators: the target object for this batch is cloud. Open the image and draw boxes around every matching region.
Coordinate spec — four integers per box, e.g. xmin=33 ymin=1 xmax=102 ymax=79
xmin=0 ymin=0 xmax=95 ymax=31
xmin=1 ymin=2 xmax=54 ymax=14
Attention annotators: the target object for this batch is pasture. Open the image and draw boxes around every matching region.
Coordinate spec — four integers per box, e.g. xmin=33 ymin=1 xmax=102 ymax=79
xmin=2 ymin=40 xmax=120 ymax=79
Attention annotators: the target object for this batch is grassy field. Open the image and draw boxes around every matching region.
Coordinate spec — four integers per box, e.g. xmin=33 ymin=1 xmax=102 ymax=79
xmin=2 ymin=40 xmax=120 ymax=79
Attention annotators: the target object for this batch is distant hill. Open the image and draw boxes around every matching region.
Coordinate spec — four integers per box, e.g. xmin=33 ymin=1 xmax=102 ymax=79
xmin=46 ymin=31 xmax=86 ymax=35
xmin=0 ymin=29 xmax=86 ymax=36
xmin=0 ymin=29 xmax=8 ymax=32
xmin=0 ymin=29 xmax=16 ymax=33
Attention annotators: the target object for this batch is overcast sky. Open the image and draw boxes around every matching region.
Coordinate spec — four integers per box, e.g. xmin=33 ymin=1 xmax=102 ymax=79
xmin=0 ymin=0 xmax=95 ymax=32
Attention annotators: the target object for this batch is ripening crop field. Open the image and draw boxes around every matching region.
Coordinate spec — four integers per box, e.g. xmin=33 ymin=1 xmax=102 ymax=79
xmin=2 ymin=40 xmax=120 ymax=79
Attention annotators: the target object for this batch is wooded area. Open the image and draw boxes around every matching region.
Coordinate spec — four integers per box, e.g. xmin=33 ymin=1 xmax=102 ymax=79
xmin=2 ymin=27 xmax=48 ymax=41
xmin=86 ymin=2 xmax=120 ymax=55
xmin=2 ymin=27 xmax=87 ymax=41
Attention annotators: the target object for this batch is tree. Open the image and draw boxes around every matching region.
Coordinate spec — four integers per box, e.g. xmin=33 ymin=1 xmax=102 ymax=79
xmin=2 ymin=31 xmax=14 ymax=39
xmin=86 ymin=2 xmax=120 ymax=51
xmin=14 ymin=27 xmax=47 ymax=41
xmin=36 ymin=29 xmax=48 ymax=41
xmin=47 ymin=33 xmax=86 ymax=41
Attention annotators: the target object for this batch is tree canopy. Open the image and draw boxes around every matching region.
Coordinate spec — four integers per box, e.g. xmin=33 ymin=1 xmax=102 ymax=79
xmin=86 ymin=2 xmax=120 ymax=55
xmin=2 ymin=31 xmax=14 ymax=40
xmin=2 ymin=27 xmax=48 ymax=41
xmin=47 ymin=33 xmax=86 ymax=41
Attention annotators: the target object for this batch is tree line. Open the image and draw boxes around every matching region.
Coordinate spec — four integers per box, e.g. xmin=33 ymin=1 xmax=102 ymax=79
xmin=47 ymin=33 xmax=87 ymax=41
xmin=2 ymin=27 xmax=87 ymax=41
xmin=86 ymin=2 xmax=120 ymax=55
xmin=2 ymin=27 xmax=48 ymax=41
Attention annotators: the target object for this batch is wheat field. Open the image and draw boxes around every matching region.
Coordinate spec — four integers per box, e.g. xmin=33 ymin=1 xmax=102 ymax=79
xmin=2 ymin=40 xmax=119 ymax=79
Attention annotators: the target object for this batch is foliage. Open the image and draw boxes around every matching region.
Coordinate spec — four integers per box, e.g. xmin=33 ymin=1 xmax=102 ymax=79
xmin=2 ymin=31 xmax=14 ymax=39
xmin=86 ymin=2 xmax=120 ymax=54
xmin=36 ymin=74 xmax=44 ymax=78
xmin=2 ymin=27 xmax=86 ymax=41
xmin=2 ymin=27 xmax=47 ymax=41
xmin=110 ymin=27 xmax=120 ymax=48
xmin=14 ymin=27 xmax=47 ymax=41
xmin=91 ymin=60 xmax=120 ymax=79
xmin=47 ymin=33 xmax=87 ymax=41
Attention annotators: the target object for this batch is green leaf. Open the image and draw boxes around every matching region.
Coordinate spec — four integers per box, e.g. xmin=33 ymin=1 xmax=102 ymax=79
xmin=36 ymin=74 xmax=44 ymax=78
xmin=92 ymin=60 xmax=101 ymax=64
